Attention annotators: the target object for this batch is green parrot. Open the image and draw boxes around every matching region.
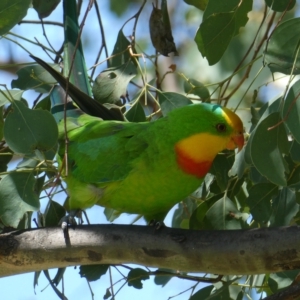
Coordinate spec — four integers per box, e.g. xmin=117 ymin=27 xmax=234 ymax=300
xmin=50 ymin=87 xmax=244 ymax=221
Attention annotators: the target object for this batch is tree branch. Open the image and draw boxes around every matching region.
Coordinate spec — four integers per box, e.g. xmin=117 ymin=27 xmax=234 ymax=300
xmin=1 ymin=225 xmax=300 ymax=278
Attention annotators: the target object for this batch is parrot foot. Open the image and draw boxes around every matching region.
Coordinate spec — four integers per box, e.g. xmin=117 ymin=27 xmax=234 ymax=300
xmin=59 ymin=210 xmax=80 ymax=230
xmin=149 ymin=219 xmax=165 ymax=230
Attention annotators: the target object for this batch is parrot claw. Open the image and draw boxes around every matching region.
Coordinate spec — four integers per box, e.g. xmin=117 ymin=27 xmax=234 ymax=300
xmin=59 ymin=210 xmax=80 ymax=230
xmin=149 ymin=219 xmax=165 ymax=230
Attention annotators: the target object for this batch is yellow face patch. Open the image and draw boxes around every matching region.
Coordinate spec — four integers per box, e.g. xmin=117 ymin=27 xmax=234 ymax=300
xmin=175 ymin=133 xmax=229 ymax=163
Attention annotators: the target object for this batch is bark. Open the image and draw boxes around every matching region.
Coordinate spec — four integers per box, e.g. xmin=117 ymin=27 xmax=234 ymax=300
xmin=0 ymin=224 xmax=300 ymax=278
xmin=263 ymin=282 xmax=300 ymax=300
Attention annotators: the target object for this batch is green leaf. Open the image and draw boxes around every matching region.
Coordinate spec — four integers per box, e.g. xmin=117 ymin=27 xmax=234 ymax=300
xmin=195 ymin=0 xmax=252 ymax=65
xmin=35 ymin=174 xmax=46 ymax=196
xmin=203 ymin=0 xmax=252 ymax=34
xmin=228 ymin=177 xmax=245 ymax=199
xmin=0 ymin=90 xmax=24 ymax=106
xmin=172 ymin=198 xmax=197 ymax=228
xmin=184 ymin=0 xmax=208 ymax=10
xmin=109 ymin=29 xmax=132 ymax=67
xmin=154 ymin=268 xmax=175 ymax=287
xmin=246 ymin=183 xmax=278 ymax=223
xmin=190 ymin=286 xmax=214 ymax=299
xmin=210 ymin=151 xmax=235 ymax=191
xmin=149 ymin=3 xmax=177 ymax=56
xmin=206 ymin=197 xmax=245 ymax=229
xmin=247 ymin=112 xmax=289 ymax=186
xmin=269 ymin=271 xmax=299 ymax=293
xmin=52 ymin=268 xmax=66 ymax=286
xmin=0 ymin=0 xmax=31 ymax=35
xmin=104 ymin=207 xmax=121 ymax=222
xmin=11 ymin=64 xmax=59 ymax=93
xmin=17 ymin=148 xmax=56 ymax=170
xmin=63 ymin=0 xmax=92 ymax=97
xmin=44 ymin=200 xmax=66 ymax=227
xmin=183 ymin=78 xmax=210 ymax=101
xmin=34 ymin=95 xmax=51 ymax=111
xmin=127 ymin=268 xmax=149 ymax=289
xmin=287 ymin=164 xmax=300 ymax=188
xmin=229 ymin=148 xmax=248 ymax=179
xmin=264 ymin=18 xmax=300 ymax=75
xmin=0 ymin=172 xmax=39 ymax=228
xmin=189 ymin=201 xmax=210 ymax=230
xmin=33 ymin=271 xmax=41 ymax=289
xmin=290 ymin=140 xmax=300 ymax=163
xmin=103 ymin=288 xmax=111 ymax=300
xmin=195 ymin=13 xmax=235 ymax=65
xmin=282 ymin=79 xmax=300 ymax=143
xmin=158 ymin=92 xmax=193 ymax=116
xmin=4 ymin=101 xmax=58 ymax=155
xmin=125 ymin=101 xmax=146 ymax=122
xmin=265 ymin=0 xmax=295 ymax=12
xmin=109 ymin=0 xmax=130 ymax=16
xmin=92 ymin=61 xmax=136 ymax=105
xmin=32 ymin=0 xmax=60 ymax=18
xmin=0 ymin=148 xmax=13 ymax=173
xmin=17 ymin=211 xmax=32 ymax=230
xmin=80 ymin=264 xmax=109 ymax=282
xmin=0 ymin=106 xmax=4 ymax=141
xmin=270 ymin=187 xmax=299 ymax=226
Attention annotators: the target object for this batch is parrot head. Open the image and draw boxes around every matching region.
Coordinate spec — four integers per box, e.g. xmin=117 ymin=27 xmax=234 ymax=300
xmin=172 ymin=104 xmax=244 ymax=178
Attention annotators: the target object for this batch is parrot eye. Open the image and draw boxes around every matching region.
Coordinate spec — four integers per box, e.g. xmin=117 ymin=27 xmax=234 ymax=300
xmin=216 ymin=123 xmax=226 ymax=132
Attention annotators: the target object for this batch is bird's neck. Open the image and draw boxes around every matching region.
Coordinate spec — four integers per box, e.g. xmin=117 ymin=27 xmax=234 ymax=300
xmin=175 ymin=133 xmax=227 ymax=178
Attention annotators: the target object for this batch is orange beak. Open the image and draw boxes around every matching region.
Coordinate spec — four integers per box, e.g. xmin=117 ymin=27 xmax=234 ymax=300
xmin=226 ymin=132 xmax=244 ymax=152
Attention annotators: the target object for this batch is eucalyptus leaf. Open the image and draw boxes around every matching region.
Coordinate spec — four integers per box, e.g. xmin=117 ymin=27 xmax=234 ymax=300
xmin=154 ymin=268 xmax=175 ymax=287
xmin=0 ymin=0 xmax=31 ymax=35
xmin=210 ymin=151 xmax=235 ymax=191
xmin=0 ymin=90 xmax=24 ymax=106
xmin=158 ymin=92 xmax=192 ymax=116
xmin=4 ymin=101 xmax=58 ymax=155
xmin=206 ymin=197 xmax=244 ymax=230
xmin=264 ymin=18 xmax=300 ymax=75
xmin=92 ymin=61 xmax=137 ymax=105
xmin=11 ymin=64 xmax=59 ymax=93
xmin=80 ymin=264 xmax=109 ymax=282
xmin=109 ymin=29 xmax=132 ymax=67
xmin=270 ymin=187 xmax=299 ymax=226
xmin=183 ymin=78 xmax=210 ymax=101
xmin=195 ymin=12 xmax=235 ymax=65
xmin=190 ymin=286 xmax=214 ymax=299
xmin=0 ymin=172 xmax=39 ymax=228
xmin=246 ymin=183 xmax=278 ymax=223
xmin=184 ymin=0 xmax=208 ymax=10
xmin=127 ymin=268 xmax=149 ymax=289
xmin=125 ymin=101 xmax=146 ymax=122
xmin=32 ymin=0 xmax=61 ymax=18
xmin=203 ymin=0 xmax=252 ymax=34
xmin=282 ymin=79 xmax=300 ymax=143
xmin=44 ymin=200 xmax=66 ymax=227
xmin=63 ymin=0 xmax=92 ymax=97
xmin=265 ymin=0 xmax=295 ymax=12
xmin=247 ymin=112 xmax=289 ymax=186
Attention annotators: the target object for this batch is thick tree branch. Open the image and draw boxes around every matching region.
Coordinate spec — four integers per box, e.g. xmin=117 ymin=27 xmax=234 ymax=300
xmin=1 ymin=225 xmax=300 ymax=278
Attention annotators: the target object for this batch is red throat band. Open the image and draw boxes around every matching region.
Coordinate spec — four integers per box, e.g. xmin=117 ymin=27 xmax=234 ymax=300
xmin=175 ymin=146 xmax=212 ymax=178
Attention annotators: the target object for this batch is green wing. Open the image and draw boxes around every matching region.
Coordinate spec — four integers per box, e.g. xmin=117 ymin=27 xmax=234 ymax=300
xmin=58 ymin=115 xmax=149 ymax=184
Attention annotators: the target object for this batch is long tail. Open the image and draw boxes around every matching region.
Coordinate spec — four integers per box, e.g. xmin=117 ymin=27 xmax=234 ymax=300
xmin=30 ymin=55 xmax=124 ymax=121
